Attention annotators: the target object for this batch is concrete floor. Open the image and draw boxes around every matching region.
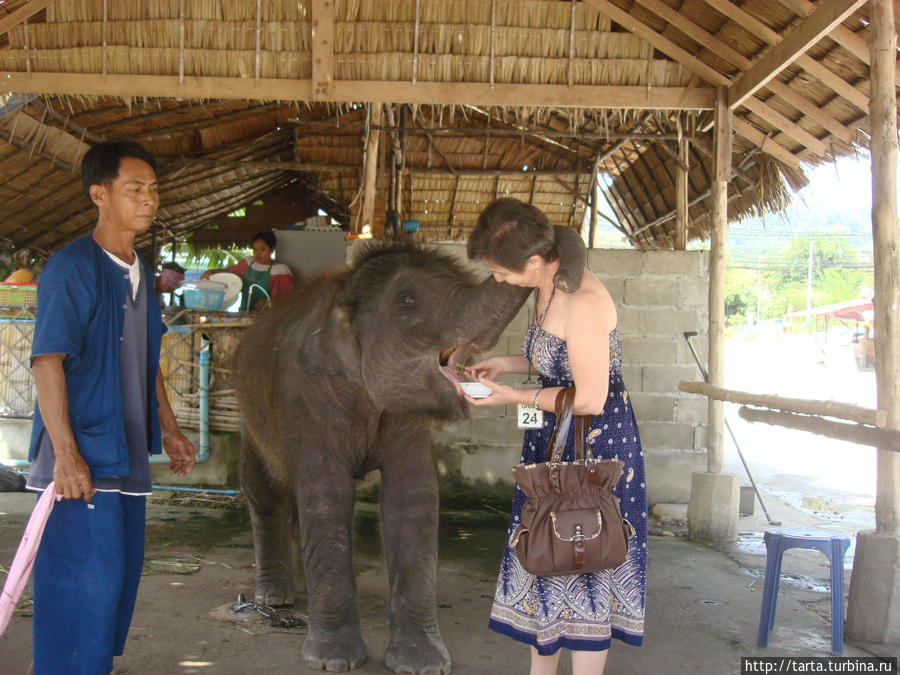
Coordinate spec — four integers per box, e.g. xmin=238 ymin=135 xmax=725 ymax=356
xmin=0 ymin=489 xmax=896 ymax=675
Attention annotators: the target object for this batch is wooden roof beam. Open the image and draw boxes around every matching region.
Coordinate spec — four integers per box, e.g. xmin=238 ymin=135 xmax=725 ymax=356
xmin=797 ymin=53 xmax=869 ymax=112
xmin=152 ymin=176 xmax=294 ymax=238
xmin=0 ymin=0 xmax=51 ymax=37
xmin=763 ymin=80 xmax=854 ymax=144
xmin=583 ymin=0 xmax=730 ymax=87
xmin=311 ymin=0 xmax=334 ymax=99
xmin=170 ymin=157 xmax=607 ymax=178
xmin=732 ymin=117 xmax=801 ymax=170
xmin=631 ymin=0 xmax=854 ymax=144
xmin=776 ymin=0 xmax=900 ymax=89
xmin=728 ymin=0 xmax=869 ymax=109
xmin=0 ymin=73 xmax=715 ymax=110
xmin=632 ymin=0 xmax=749 ymax=72
xmin=741 ymin=96 xmax=827 ymax=156
xmin=703 ymin=0 xmax=869 ymax=112
xmin=414 ymin=117 xmax=459 ymax=176
xmin=615 ymin=0 xmax=847 ymax=158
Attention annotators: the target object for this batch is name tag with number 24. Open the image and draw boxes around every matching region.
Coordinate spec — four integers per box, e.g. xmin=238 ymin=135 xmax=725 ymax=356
xmin=517 ymin=404 xmax=543 ymax=429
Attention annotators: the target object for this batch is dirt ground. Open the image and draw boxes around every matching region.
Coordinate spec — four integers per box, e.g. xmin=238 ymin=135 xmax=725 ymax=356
xmin=0 ymin=490 xmax=893 ymax=675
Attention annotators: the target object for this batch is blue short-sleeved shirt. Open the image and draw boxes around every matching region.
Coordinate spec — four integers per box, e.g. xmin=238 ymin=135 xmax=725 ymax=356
xmin=28 ymin=234 xmax=167 ymax=478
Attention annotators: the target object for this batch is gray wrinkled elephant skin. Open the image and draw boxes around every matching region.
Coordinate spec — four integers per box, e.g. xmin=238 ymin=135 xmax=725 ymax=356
xmin=233 ymin=243 xmax=533 ymax=674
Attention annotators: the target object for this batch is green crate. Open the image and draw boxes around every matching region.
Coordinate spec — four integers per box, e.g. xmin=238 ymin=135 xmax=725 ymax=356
xmin=0 ymin=283 xmax=37 ymax=307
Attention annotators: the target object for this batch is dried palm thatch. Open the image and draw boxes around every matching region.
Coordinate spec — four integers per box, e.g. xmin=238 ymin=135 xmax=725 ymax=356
xmin=0 ymin=0 xmax=891 ymax=257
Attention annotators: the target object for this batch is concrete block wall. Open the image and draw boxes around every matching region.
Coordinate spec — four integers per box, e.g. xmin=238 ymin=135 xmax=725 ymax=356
xmin=433 ymin=244 xmax=710 ymax=507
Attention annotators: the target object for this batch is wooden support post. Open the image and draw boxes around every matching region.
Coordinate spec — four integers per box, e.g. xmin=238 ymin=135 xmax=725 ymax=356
xmin=588 ymin=178 xmax=598 ymax=249
xmin=869 ymin=0 xmax=900 ymax=536
xmin=361 ymin=103 xmax=381 ymax=237
xmin=847 ymin=17 xmax=900 ymax=630
xmin=847 ymin=3 xmax=900 ymax=635
xmin=708 ymin=86 xmax=731 ymax=474
xmin=675 ymin=135 xmax=689 ymax=249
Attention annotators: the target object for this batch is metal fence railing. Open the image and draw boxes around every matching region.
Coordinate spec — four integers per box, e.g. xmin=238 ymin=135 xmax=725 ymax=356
xmin=0 ymin=306 xmax=37 ymax=418
xmin=0 ymin=305 xmax=249 ymax=433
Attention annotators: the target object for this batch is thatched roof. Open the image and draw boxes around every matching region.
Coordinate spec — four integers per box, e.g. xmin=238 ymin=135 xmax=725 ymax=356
xmin=0 ymin=0 xmax=888 ymax=258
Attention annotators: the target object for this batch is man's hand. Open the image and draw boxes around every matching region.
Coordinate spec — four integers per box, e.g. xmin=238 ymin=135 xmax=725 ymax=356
xmin=156 ymin=370 xmax=196 ymax=476
xmin=52 ymin=445 xmax=96 ymax=502
xmin=32 ymin=353 xmax=95 ymax=502
xmin=162 ymin=429 xmax=195 ymax=477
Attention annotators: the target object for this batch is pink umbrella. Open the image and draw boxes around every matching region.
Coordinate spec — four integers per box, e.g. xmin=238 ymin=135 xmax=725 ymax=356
xmin=0 ymin=482 xmax=61 ymax=635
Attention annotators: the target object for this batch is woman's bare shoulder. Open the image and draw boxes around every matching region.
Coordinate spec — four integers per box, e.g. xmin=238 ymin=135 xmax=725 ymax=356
xmin=568 ymin=274 xmax=616 ymax=328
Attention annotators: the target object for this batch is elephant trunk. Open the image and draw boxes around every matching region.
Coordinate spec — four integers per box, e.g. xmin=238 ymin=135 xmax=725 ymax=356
xmin=451 ymin=275 xmax=531 ymax=353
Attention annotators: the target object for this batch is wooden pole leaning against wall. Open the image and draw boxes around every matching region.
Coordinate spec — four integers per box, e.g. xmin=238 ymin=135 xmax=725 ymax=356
xmin=707 ymin=86 xmax=731 ymax=474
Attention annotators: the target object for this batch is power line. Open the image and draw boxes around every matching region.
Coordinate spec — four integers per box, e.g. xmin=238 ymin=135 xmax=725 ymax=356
xmin=727 ymin=230 xmax=872 ymax=239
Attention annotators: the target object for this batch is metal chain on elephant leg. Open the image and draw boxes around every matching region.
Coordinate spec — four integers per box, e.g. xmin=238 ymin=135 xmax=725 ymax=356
xmin=231 ymin=593 xmax=309 ymax=630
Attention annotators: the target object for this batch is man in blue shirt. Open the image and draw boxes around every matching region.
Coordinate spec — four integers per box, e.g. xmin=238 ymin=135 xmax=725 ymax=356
xmin=27 ymin=140 xmax=195 ymax=674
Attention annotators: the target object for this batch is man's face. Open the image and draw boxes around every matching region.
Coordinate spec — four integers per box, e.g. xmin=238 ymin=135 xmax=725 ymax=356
xmin=90 ymin=157 xmax=159 ymax=233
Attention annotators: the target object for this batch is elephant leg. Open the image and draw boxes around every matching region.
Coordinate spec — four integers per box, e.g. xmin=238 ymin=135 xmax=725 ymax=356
xmin=378 ymin=420 xmax=450 ymax=675
xmin=297 ymin=467 xmax=367 ymax=673
xmin=240 ymin=437 xmax=296 ymax=607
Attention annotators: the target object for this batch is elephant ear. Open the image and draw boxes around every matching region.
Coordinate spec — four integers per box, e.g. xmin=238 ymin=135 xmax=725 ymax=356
xmin=553 ymin=225 xmax=586 ymax=293
xmin=295 ymin=284 xmax=363 ymax=382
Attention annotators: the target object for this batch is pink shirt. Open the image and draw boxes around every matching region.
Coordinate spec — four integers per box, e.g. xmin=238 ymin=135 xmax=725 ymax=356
xmin=226 ymin=258 xmax=295 ymax=301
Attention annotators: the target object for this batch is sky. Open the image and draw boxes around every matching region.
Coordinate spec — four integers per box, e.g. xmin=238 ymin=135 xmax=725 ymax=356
xmin=795 ymin=155 xmax=875 ymax=212
xmin=593 ymin=153 xmax=899 ymax=246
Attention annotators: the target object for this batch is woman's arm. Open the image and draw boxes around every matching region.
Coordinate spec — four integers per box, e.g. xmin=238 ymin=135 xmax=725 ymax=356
xmin=202 ymin=258 xmax=248 ymax=280
xmin=565 ymin=286 xmax=616 ymax=415
xmin=269 ymin=268 xmax=296 ymax=300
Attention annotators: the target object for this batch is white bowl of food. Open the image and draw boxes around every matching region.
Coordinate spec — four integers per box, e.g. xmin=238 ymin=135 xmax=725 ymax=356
xmin=459 ymin=381 xmax=492 ymax=399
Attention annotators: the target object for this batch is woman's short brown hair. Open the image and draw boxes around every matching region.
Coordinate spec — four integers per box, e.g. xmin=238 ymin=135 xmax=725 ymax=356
xmin=467 ymin=198 xmax=557 ymax=272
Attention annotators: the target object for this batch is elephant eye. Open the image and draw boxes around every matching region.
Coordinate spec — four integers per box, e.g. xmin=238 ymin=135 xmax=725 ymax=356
xmin=397 ymin=292 xmax=416 ymax=307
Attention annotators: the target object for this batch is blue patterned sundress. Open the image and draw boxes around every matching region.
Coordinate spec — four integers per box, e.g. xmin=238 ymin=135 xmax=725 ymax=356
xmin=488 ymin=325 xmax=647 ymax=655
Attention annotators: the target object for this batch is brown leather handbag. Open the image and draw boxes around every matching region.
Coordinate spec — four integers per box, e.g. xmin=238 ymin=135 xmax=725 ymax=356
xmin=509 ymin=387 xmax=635 ymax=576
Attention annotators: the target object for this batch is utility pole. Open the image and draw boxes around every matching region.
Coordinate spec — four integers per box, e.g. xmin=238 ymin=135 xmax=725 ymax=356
xmin=756 ymin=255 xmax=761 ymax=324
xmin=806 ymin=240 xmax=814 ymax=313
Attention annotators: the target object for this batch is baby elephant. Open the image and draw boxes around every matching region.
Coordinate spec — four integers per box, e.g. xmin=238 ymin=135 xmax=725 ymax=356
xmin=233 ymin=233 xmax=584 ymax=673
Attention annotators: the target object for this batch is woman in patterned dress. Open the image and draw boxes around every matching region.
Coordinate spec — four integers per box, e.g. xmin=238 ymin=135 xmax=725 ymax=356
xmin=463 ymin=198 xmax=647 ymax=675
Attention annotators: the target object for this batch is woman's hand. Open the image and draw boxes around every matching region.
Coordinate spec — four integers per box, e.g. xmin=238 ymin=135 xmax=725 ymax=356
xmin=462 ymin=374 xmax=527 ymax=408
xmin=463 ymin=355 xmax=521 ymax=381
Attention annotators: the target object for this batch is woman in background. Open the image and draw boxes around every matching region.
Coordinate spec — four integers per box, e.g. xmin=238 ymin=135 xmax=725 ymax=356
xmin=203 ymin=231 xmax=294 ymax=310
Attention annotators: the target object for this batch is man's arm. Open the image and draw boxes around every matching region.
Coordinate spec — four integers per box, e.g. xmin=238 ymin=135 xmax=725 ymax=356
xmin=155 ymin=370 xmax=196 ymax=476
xmin=31 ymin=354 xmax=95 ymax=501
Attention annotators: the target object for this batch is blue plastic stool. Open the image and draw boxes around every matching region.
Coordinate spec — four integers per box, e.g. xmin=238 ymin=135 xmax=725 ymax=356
xmin=757 ymin=529 xmax=851 ymax=655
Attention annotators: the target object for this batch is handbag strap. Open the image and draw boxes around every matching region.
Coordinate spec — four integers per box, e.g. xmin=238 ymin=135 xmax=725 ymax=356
xmin=575 ymin=414 xmax=589 ymax=462
xmin=544 ymin=387 xmax=576 ymax=463
xmin=544 ymin=387 xmax=594 ymax=463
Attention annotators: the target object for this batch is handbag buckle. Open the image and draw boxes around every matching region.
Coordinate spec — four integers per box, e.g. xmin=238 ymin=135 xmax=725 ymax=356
xmin=550 ymin=510 xmax=603 ymax=541
xmin=548 ymin=461 xmax=561 ymax=490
